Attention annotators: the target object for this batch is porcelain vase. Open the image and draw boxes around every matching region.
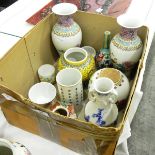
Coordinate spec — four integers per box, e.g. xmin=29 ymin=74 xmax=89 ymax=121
xmin=85 ymin=77 xmax=118 ymax=126
xmin=0 ymin=138 xmax=31 ymax=155
xmin=88 ymin=68 xmax=130 ymax=110
xmin=110 ymin=14 xmax=143 ymax=74
xmin=51 ymin=3 xmax=82 ymax=55
xmin=95 ymin=31 xmax=112 ymax=69
xmin=57 ymin=47 xmax=96 ymax=81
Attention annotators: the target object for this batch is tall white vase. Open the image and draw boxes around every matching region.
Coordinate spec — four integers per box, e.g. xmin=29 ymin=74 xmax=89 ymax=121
xmin=51 ymin=3 xmax=82 ymax=55
xmin=110 ymin=14 xmax=143 ymax=75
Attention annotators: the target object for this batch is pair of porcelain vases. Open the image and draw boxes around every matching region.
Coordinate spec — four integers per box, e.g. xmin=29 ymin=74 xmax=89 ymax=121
xmin=51 ymin=3 xmax=143 ymax=126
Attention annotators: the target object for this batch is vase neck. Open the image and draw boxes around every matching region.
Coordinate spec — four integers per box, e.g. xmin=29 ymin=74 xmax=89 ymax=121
xmin=103 ymin=31 xmax=111 ymax=49
xmin=120 ymin=27 xmax=137 ymax=40
xmin=57 ymin=15 xmax=74 ymax=27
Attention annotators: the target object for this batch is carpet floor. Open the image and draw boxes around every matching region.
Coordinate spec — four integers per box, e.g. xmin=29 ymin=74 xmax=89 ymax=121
xmin=128 ymin=35 xmax=155 ymax=154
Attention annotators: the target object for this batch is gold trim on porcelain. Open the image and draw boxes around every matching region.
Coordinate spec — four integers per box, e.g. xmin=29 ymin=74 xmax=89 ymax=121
xmin=99 ymin=68 xmax=122 ymax=86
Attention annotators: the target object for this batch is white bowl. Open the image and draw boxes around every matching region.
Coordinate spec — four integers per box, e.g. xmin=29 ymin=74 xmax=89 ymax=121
xmin=28 ymin=82 xmax=56 ymax=105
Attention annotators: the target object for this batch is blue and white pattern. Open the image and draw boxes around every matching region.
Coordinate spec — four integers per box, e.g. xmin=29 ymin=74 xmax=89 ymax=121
xmin=92 ymin=108 xmax=106 ymax=126
xmin=85 ymin=108 xmax=106 ymax=126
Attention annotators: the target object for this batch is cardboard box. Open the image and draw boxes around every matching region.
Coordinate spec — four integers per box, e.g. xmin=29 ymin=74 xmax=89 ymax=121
xmin=0 ymin=11 xmax=148 ymax=155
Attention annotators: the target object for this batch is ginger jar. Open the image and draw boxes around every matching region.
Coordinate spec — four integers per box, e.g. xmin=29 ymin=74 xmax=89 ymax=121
xmin=51 ymin=3 xmax=82 ymax=55
xmin=57 ymin=47 xmax=96 ymax=81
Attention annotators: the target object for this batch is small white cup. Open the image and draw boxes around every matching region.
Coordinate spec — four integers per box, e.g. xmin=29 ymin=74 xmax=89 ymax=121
xmin=38 ymin=64 xmax=55 ymax=84
xmin=56 ymin=68 xmax=83 ymax=105
xmin=28 ymin=82 xmax=56 ymax=105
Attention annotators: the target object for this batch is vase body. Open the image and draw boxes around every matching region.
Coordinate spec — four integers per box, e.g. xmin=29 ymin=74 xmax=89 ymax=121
xmin=85 ymin=77 xmax=118 ymax=126
xmin=110 ymin=15 xmax=143 ymax=74
xmin=57 ymin=47 xmax=96 ymax=81
xmin=95 ymin=31 xmax=112 ymax=69
xmin=0 ymin=138 xmax=31 ymax=155
xmin=88 ymin=68 xmax=130 ymax=110
xmin=51 ymin=3 xmax=82 ymax=55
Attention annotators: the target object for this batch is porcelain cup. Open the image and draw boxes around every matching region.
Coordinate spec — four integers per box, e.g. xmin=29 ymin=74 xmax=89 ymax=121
xmin=56 ymin=68 xmax=83 ymax=105
xmin=28 ymin=82 xmax=56 ymax=106
xmin=38 ymin=64 xmax=55 ymax=84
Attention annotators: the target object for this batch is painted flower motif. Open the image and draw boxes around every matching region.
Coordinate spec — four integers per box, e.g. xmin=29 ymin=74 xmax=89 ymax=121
xmin=67 ymin=104 xmax=74 ymax=114
xmin=96 ymin=53 xmax=104 ymax=62
xmin=58 ymin=15 xmax=74 ymax=27
xmin=92 ymin=108 xmax=106 ymax=126
xmin=123 ymin=61 xmax=133 ymax=71
xmin=85 ymin=115 xmax=90 ymax=122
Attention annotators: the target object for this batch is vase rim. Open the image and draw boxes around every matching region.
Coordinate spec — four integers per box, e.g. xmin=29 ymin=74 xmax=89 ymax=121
xmin=52 ymin=3 xmax=77 ymax=16
xmin=117 ymin=14 xmax=144 ymax=29
xmin=64 ymin=47 xmax=88 ymax=65
xmin=94 ymin=77 xmax=115 ymax=94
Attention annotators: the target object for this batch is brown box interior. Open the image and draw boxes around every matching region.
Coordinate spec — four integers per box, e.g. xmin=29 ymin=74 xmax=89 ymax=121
xmin=0 ymin=11 xmax=149 ymax=155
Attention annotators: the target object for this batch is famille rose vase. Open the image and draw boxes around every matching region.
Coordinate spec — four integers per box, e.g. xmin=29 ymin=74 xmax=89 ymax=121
xmin=51 ymin=3 xmax=82 ymax=55
xmin=110 ymin=14 xmax=143 ymax=74
xmin=57 ymin=47 xmax=96 ymax=81
xmin=85 ymin=77 xmax=118 ymax=126
xmin=0 ymin=138 xmax=31 ymax=155
xmin=95 ymin=31 xmax=112 ymax=69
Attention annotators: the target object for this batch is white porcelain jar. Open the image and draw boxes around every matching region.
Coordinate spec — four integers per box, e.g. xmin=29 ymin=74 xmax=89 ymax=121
xmin=51 ymin=3 xmax=82 ymax=55
xmin=0 ymin=138 xmax=31 ymax=155
xmin=88 ymin=68 xmax=130 ymax=110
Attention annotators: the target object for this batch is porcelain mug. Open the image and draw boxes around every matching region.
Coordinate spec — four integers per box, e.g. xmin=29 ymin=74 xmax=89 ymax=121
xmin=89 ymin=77 xmax=118 ymax=105
xmin=56 ymin=68 xmax=83 ymax=105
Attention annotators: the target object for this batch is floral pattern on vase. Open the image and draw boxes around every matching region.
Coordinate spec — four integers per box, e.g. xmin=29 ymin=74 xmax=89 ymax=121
xmin=85 ymin=108 xmax=106 ymax=126
xmin=51 ymin=3 xmax=82 ymax=55
xmin=110 ymin=14 xmax=143 ymax=75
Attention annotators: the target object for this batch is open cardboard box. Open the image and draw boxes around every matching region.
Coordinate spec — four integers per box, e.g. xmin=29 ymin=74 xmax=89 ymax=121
xmin=0 ymin=11 xmax=148 ymax=155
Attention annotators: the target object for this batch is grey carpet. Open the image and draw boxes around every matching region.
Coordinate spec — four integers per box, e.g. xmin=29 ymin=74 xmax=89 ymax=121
xmin=128 ymin=35 xmax=155 ymax=154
